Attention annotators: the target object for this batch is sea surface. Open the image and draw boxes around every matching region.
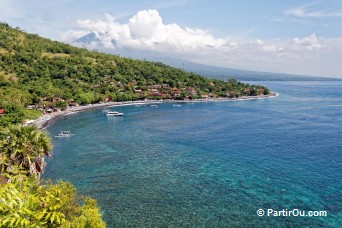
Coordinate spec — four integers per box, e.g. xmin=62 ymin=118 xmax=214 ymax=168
xmin=43 ymin=81 xmax=342 ymax=227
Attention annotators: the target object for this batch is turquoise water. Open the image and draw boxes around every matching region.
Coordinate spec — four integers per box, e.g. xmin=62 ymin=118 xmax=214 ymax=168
xmin=43 ymin=81 xmax=342 ymax=227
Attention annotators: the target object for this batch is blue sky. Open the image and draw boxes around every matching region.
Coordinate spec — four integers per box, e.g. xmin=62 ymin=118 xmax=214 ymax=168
xmin=1 ymin=0 xmax=342 ymax=77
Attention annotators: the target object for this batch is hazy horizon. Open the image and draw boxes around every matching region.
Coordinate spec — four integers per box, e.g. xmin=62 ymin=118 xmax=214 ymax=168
xmin=1 ymin=0 xmax=341 ymax=78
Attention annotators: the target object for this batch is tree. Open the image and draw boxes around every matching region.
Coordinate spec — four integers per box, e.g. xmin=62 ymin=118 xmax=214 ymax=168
xmin=0 ymin=178 xmax=106 ymax=227
xmin=0 ymin=125 xmax=52 ymax=180
xmin=78 ymin=92 xmax=95 ymax=105
xmin=0 ymin=125 xmax=106 ymax=227
xmin=0 ymin=88 xmax=32 ymax=107
xmin=53 ymin=100 xmax=68 ymax=110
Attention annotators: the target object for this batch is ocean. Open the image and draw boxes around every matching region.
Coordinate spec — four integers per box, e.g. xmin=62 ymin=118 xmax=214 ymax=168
xmin=43 ymin=81 xmax=342 ymax=227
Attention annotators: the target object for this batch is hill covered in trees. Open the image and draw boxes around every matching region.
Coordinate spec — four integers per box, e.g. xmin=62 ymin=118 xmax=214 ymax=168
xmin=0 ymin=22 xmax=270 ymax=127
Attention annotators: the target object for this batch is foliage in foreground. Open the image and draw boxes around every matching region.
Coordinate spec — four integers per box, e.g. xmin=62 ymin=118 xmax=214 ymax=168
xmin=0 ymin=178 xmax=105 ymax=227
xmin=0 ymin=125 xmax=52 ymax=180
xmin=0 ymin=125 xmax=106 ymax=227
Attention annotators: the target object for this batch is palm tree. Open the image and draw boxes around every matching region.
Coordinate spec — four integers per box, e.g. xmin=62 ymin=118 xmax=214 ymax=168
xmin=0 ymin=125 xmax=52 ymax=180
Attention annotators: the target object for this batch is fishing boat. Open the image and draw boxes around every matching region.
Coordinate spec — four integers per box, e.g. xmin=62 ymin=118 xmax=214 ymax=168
xmin=55 ymin=131 xmax=74 ymax=137
xmin=106 ymin=110 xmax=123 ymax=116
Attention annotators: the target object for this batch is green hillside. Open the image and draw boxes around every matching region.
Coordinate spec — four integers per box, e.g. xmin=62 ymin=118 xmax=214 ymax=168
xmin=0 ymin=22 xmax=270 ymax=127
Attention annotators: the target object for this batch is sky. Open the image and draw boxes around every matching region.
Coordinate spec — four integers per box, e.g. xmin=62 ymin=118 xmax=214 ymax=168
xmin=1 ymin=0 xmax=342 ymax=78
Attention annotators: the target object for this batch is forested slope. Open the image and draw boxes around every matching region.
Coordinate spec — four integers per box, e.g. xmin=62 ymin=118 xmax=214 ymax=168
xmin=0 ymin=22 xmax=269 ymax=127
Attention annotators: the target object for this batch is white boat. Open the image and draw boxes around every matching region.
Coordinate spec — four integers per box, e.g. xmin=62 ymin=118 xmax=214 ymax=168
xmin=106 ymin=110 xmax=123 ymax=116
xmin=64 ymin=111 xmax=77 ymax=116
xmin=55 ymin=131 xmax=74 ymax=138
xmin=173 ymin=104 xmax=182 ymax=107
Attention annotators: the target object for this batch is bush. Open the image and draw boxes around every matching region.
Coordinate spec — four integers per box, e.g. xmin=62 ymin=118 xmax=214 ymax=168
xmin=0 ymin=179 xmax=106 ymax=227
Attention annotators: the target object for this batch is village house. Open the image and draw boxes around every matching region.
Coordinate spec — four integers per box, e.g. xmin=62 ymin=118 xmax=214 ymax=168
xmin=257 ymin=88 xmax=265 ymax=95
xmin=243 ymin=88 xmax=250 ymax=96
xmin=150 ymin=89 xmax=159 ymax=93
xmin=25 ymin=105 xmax=35 ymax=110
xmin=128 ymin=80 xmax=137 ymax=86
xmin=149 ymin=84 xmax=162 ymax=89
xmin=170 ymin=87 xmax=181 ymax=97
xmin=201 ymin=94 xmax=209 ymax=99
xmin=161 ymin=93 xmax=170 ymax=99
xmin=0 ymin=108 xmax=5 ymax=116
xmin=52 ymin=97 xmax=64 ymax=103
xmin=65 ymin=99 xmax=78 ymax=107
xmin=148 ymin=91 xmax=163 ymax=97
xmin=40 ymin=96 xmax=48 ymax=102
xmin=91 ymin=84 xmax=100 ymax=89
xmin=226 ymin=92 xmax=236 ymax=98
xmin=45 ymin=108 xmax=53 ymax=113
xmin=149 ymin=88 xmax=161 ymax=97
xmin=134 ymin=89 xmax=142 ymax=97
xmin=109 ymin=81 xmax=123 ymax=88
xmin=208 ymin=93 xmax=216 ymax=98
xmin=185 ymin=87 xmax=197 ymax=96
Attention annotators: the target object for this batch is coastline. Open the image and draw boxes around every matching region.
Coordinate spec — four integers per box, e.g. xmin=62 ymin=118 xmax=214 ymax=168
xmin=32 ymin=93 xmax=277 ymax=130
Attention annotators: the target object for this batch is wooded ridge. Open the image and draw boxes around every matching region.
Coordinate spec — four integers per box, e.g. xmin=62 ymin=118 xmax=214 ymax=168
xmin=0 ymin=22 xmax=270 ymax=127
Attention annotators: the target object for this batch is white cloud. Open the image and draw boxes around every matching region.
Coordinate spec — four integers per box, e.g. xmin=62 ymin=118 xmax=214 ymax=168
xmin=292 ymin=34 xmax=324 ymax=50
xmin=128 ymin=10 xmax=162 ymax=39
xmin=63 ymin=9 xmax=341 ymax=78
xmin=285 ymin=3 xmax=342 ymax=18
xmin=65 ymin=10 xmax=229 ymax=52
xmin=62 ymin=30 xmax=90 ymax=42
xmin=256 ymin=39 xmax=264 ymax=45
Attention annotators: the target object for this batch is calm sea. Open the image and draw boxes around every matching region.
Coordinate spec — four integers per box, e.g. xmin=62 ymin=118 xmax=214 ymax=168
xmin=43 ymin=81 xmax=342 ymax=227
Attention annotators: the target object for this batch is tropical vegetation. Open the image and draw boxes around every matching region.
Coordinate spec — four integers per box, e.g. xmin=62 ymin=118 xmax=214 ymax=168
xmin=0 ymin=125 xmax=106 ymax=227
xmin=0 ymin=22 xmax=270 ymax=128
xmin=0 ymin=22 xmax=272 ymax=227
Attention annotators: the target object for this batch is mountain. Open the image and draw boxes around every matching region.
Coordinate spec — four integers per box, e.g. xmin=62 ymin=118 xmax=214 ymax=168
xmin=74 ymin=32 xmax=341 ymax=81
xmin=173 ymin=60 xmax=341 ymax=81
xmin=74 ymin=32 xmax=99 ymax=44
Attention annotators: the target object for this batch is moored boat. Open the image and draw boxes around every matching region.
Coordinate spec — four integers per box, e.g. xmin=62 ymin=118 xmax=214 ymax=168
xmin=55 ymin=131 xmax=74 ymax=137
xmin=106 ymin=110 xmax=124 ymax=116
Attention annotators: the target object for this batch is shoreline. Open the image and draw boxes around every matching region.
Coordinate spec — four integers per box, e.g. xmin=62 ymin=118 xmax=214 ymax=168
xmin=32 ymin=93 xmax=277 ymax=130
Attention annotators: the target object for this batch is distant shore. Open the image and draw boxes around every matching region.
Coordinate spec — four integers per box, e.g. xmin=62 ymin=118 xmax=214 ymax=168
xmin=32 ymin=93 xmax=277 ymax=130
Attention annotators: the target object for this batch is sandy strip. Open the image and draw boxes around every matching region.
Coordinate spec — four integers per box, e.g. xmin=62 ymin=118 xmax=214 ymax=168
xmin=32 ymin=93 xmax=277 ymax=130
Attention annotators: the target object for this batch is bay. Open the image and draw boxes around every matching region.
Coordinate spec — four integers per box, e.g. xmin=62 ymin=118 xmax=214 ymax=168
xmin=43 ymin=81 xmax=342 ymax=227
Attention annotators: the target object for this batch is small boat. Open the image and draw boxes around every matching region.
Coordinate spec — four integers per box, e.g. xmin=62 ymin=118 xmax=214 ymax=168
xmin=55 ymin=131 xmax=74 ymax=138
xmin=150 ymin=105 xmax=158 ymax=108
xmin=106 ymin=110 xmax=123 ymax=116
xmin=173 ymin=104 xmax=182 ymax=107
xmin=64 ymin=111 xmax=77 ymax=116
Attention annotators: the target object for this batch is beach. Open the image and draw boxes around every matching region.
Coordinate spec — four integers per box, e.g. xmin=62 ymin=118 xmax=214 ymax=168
xmin=32 ymin=93 xmax=277 ymax=129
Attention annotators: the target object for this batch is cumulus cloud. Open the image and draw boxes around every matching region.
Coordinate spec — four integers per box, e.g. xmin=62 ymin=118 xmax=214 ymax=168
xmin=128 ymin=10 xmax=162 ymax=39
xmin=62 ymin=9 xmax=340 ymax=77
xmin=292 ymin=34 xmax=324 ymax=50
xmin=64 ymin=10 xmax=231 ymax=52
